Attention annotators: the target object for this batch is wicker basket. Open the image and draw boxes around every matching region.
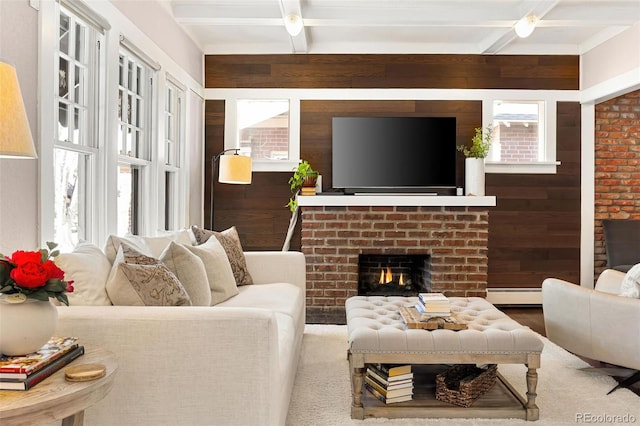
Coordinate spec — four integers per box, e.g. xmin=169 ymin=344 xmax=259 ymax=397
xmin=435 ymin=364 xmax=498 ymax=407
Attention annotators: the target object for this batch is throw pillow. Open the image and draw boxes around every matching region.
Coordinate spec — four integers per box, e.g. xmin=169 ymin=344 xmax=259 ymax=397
xmin=620 ymin=263 xmax=640 ymax=298
xmin=54 ymin=242 xmax=112 ymax=306
xmin=184 ymin=236 xmax=239 ymax=305
xmin=105 ymin=243 xmax=192 ymax=306
xmin=160 ymin=241 xmax=211 ymax=306
xmin=103 ymin=230 xmax=193 ymax=265
xmin=191 ymin=225 xmax=253 ymax=286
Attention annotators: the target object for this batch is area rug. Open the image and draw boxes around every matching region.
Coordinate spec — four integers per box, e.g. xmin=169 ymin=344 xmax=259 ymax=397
xmin=287 ymin=324 xmax=639 ymax=425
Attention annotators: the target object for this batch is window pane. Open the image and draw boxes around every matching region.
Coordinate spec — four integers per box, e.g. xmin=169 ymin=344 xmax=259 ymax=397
xmin=74 ymin=22 xmax=85 ymax=62
xmin=164 ymin=171 xmax=175 ymax=230
xmin=54 ymin=148 xmax=86 ymax=252
xmin=492 ymin=101 xmax=542 ymax=162
xmin=117 ymin=164 xmax=140 ymax=235
xmin=237 ymin=100 xmax=290 ymax=160
xmin=59 ymin=13 xmax=70 ymax=55
xmin=58 ymin=102 xmax=69 ymax=142
xmin=59 ymin=57 xmax=69 ymax=99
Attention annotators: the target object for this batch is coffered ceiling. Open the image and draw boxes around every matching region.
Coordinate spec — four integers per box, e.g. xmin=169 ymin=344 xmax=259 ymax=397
xmin=168 ymin=0 xmax=640 ymax=55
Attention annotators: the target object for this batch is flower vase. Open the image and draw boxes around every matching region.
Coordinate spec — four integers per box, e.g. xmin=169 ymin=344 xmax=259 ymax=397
xmin=464 ymin=158 xmax=486 ymax=196
xmin=0 ymin=295 xmax=58 ymax=355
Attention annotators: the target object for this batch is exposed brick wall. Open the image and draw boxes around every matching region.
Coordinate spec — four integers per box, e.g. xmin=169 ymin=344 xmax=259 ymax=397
xmin=301 ymin=205 xmax=489 ymax=322
xmin=497 ymin=123 xmax=539 ymax=162
xmin=594 ymin=89 xmax=640 ymax=278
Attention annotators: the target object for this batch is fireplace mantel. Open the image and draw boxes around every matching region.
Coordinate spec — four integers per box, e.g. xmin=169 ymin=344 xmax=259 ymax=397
xmin=297 ymin=194 xmax=496 ymax=207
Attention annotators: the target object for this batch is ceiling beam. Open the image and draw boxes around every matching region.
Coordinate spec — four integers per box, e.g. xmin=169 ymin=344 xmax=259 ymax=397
xmin=482 ymin=0 xmax=561 ymax=54
xmin=279 ymin=0 xmax=308 ymax=53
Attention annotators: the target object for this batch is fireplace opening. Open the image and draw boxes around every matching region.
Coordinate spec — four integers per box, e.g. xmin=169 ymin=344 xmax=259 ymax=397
xmin=358 ymin=254 xmax=431 ymax=296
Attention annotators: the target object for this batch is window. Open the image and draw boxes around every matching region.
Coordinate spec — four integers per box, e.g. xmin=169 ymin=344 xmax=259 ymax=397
xmin=162 ymin=78 xmax=185 ymax=230
xmin=117 ymin=49 xmax=154 ymax=235
xmin=224 ymin=97 xmax=300 ymax=171
xmin=485 ymin=99 xmax=558 ymax=174
xmin=53 ymin=5 xmax=103 ymax=251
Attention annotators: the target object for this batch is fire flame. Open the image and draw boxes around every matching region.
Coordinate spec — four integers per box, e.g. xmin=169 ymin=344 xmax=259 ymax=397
xmin=379 ymin=267 xmax=393 ymax=284
xmin=399 ymin=273 xmax=405 ymax=286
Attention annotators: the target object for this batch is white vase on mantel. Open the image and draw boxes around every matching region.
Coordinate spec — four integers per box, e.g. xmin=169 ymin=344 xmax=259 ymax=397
xmin=464 ymin=157 xmax=485 ymax=196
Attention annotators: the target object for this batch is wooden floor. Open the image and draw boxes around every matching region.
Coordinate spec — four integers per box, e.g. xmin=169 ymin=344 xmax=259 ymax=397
xmin=498 ymin=306 xmax=639 ymax=397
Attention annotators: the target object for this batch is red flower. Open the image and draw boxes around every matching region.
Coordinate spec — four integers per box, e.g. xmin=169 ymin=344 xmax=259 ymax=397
xmin=9 ymin=250 xmax=49 ymax=288
xmin=66 ymin=280 xmax=75 ymax=293
xmin=43 ymin=260 xmax=64 ymax=280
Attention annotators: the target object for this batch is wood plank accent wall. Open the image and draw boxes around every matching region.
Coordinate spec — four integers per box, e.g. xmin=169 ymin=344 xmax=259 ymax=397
xmin=205 ymin=54 xmax=578 ymax=89
xmin=205 ymin=54 xmax=581 ymax=289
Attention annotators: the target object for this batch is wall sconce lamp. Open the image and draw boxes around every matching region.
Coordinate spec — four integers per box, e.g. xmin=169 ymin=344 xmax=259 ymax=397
xmin=514 ymin=15 xmax=539 ymax=38
xmin=284 ymin=13 xmax=304 ymax=36
xmin=0 ymin=60 xmax=37 ymax=159
xmin=210 ymin=148 xmax=252 ymax=228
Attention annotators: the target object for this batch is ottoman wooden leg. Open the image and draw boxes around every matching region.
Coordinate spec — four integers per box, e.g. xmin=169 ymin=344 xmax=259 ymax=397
xmin=349 ymin=353 xmax=365 ymax=419
xmin=525 ymin=366 xmax=539 ymax=421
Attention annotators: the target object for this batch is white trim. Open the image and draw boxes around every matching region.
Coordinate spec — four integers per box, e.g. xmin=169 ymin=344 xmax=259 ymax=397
xmin=485 ymin=161 xmax=560 ymax=174
xmin=581 ymin=66 xmax=640 ymax=104
xmin=205 ymin=88 xmax=581 ymax=102
xmin=297 ymin=195 xmax=496 ymax=207
xmin=581 ymin=103 xmax=596 ymax=289
xmin=486 ymin=288 xmax=542 ymax=305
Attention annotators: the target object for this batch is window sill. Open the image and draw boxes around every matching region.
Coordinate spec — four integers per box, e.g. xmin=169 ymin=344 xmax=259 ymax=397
xmin=485 ymin=161 xmax=560 ymax=174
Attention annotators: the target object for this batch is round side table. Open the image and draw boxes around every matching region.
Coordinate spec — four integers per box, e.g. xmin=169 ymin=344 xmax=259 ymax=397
xmin=0 ymin=347 xmax=117 ymax=426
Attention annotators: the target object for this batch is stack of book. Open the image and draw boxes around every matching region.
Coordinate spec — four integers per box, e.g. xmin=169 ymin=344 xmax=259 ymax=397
xmin=364 ymin=363 xmax=414 ymax=404
xmin=0 ymin=336 xmax=84 ymax=390
xmin=416 ymin=292 xmax=451 ymax=318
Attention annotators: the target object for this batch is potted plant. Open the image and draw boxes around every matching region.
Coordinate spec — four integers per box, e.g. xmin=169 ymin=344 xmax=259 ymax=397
xmin=283 ymin=160 xmax=318 ymax=251
xmin=457 ymin=126 xmax=493 ymax=196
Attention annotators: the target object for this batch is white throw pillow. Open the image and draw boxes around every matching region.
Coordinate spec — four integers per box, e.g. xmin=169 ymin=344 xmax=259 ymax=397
xmin=160 ymin=242 xmax=211 ymax=306
xmin=54 ymin=242 xmax=112 ymax=306
xmin=620 ymin=263 xmax=640 ymax=298
xmin=106 ymin=244 xmax=191 ymax=306
xmin=184 ymin=237 xmax=238 ymax=305
xmin=103 ymin=230 xmax=193 ymax=265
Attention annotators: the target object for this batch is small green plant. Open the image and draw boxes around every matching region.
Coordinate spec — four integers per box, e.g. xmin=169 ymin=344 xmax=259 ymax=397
xmin=457 ymin=126 xmax=493 ymax=159
xmin=287 ymin=160 xmax=317 ymax=213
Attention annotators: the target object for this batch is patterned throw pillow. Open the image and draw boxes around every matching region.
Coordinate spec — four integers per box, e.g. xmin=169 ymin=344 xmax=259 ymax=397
xmin=191 ymin=225 xmax=254 ymax=286
xmin=620 ymin=263 xmax=640 ymax=298
xmin=105 ymin=243 xmax=192 ymax=306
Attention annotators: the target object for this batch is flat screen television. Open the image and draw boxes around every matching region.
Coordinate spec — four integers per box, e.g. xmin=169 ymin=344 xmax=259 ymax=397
xmin=331 ymin=117 xmax=457 ymax=194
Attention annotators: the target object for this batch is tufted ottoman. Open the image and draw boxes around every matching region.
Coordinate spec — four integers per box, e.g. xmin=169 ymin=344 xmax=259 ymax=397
xmin=346 ymin=296 xmax=543 ymax=421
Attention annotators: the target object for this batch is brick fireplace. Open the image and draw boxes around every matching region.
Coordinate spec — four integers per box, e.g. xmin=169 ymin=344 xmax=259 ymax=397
xmin=300 ymin=201 xmax=491 ymax=323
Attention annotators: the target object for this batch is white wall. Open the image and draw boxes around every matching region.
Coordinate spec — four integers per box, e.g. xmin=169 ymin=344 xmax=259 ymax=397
xmin=0 ymin=0 xmax=204 ymax=253
xmin=111 ymin=0 xmax=203 ymax=85
xmin=0 ymin=0 xmax=39 ymax=254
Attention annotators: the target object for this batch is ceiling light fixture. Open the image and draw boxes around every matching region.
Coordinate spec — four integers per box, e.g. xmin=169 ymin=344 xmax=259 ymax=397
xmin=514 ymin=15 xmax=539 ymax=38
xmin=284 ymin=13 xmax=303 ymax=37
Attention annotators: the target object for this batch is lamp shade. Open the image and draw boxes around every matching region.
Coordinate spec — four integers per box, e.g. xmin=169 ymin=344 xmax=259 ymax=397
xmin=0 ymin=61 xmax=37 ymax=158
xmin=218 ymin=154 xmax=252 ymax=184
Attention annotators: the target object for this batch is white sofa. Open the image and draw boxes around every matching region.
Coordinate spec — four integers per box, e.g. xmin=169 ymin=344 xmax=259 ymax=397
xmin=542 ymin=269 xmax=640 ymax=371
xmin=54 ymin=250 xmax=306 ymax=426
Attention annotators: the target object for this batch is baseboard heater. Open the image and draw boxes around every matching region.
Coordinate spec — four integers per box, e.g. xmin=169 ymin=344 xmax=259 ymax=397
xmin=486 ymin=288 xmax=542 ymax=306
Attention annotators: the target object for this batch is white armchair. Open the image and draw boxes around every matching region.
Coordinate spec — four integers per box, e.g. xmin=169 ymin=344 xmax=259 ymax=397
xmin=542 ymin=269 xmax=640 ymax=392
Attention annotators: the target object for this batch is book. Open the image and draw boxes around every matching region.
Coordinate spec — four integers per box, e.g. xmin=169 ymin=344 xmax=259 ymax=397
xmin=0 ymin=346 xmax=85 ymax=390
xmin=0 ymin=337 xmax=79 ymax=379
xmin=366 ymin=369 xmax=413 ymax=391
xmin=375 ymin=363 xmax=412 ymax=377
xmin=418 ymin=292 xmax=450 ymax=310
xmin=364 ymin=375 xmax=413 ymax=399
xmin=367 ymin=365 xmax=414 ymax=384
xmin=415 ymin=303 xmax=451 ymax=318
xmin=364 ymin=382 xmax=413 ymax=404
